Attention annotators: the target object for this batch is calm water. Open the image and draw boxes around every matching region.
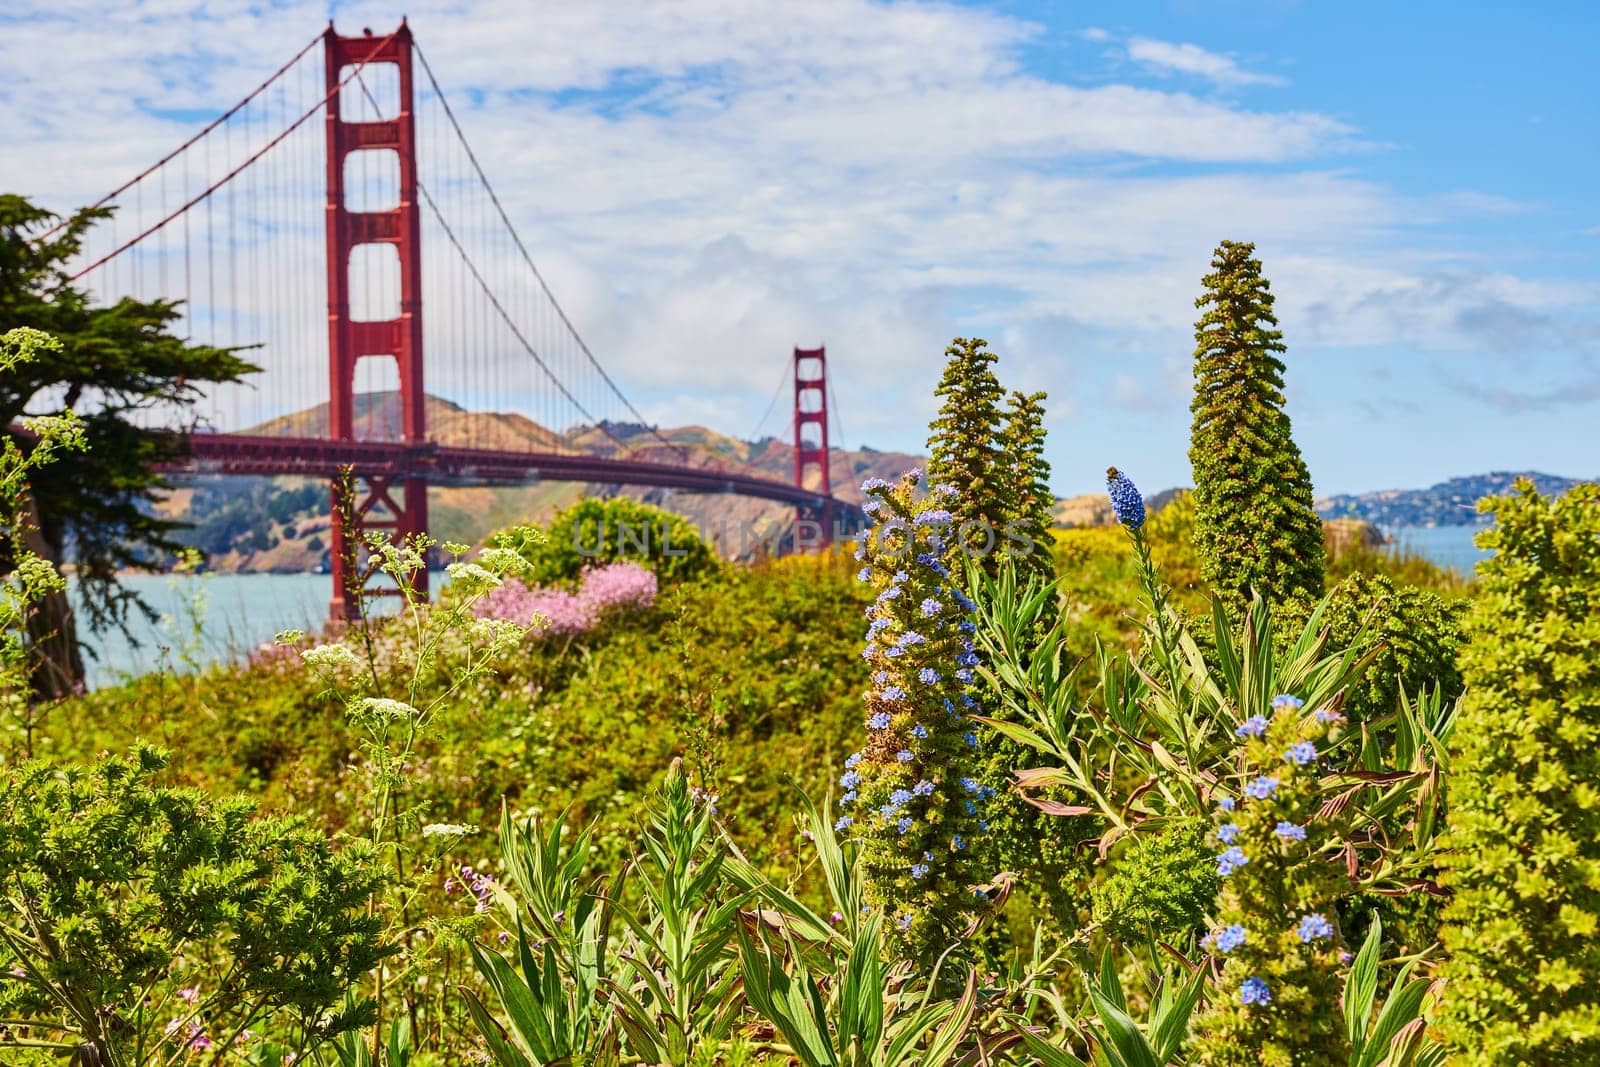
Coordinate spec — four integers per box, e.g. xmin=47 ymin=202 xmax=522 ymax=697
xmin=72 ymin=525 xmax=1488 ymax=687
xmin=1381 ymin=524 xmax=1490 ymax=575
xmin=70 ymin=572 xmax=418 ymax=689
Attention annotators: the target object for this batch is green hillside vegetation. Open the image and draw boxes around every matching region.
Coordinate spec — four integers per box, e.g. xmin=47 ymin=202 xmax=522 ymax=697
xmin=6 ymin=238 xmax=1591 ymax=1067
xmin=39 ymin=551 xmax=869 ymax=867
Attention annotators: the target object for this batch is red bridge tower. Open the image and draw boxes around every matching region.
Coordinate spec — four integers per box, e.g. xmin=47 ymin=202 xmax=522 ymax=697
xmin=792 ymin=346 xmax=834 ymax=547
xmin=323 ymin=22 xmax=429 ymax=618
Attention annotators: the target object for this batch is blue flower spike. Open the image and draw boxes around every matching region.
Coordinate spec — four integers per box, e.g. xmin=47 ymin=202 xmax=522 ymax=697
xmin=1105 ymin=467 xmax=1146 ymax=529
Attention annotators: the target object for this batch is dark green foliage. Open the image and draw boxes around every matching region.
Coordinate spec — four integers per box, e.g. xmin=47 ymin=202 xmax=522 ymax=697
xmin=1274 ymin=569 xmax=1465 ymax=740
xmin=1000 ymin=389 xmax=1055 ymax=586
xmin=0 ymin=195 xmax=256 ymax=660
xmin=0 ymin=746 xmax=388 ymax=1061
xmin=497 ymin=495 xmax=716 ymax=586
xmin=1315 ymin=572 xmax=1465 ymax=725
xmin=926 ymin=337 xmax=1009 ymax=558
xmin=1188 ymin=240 xmax=1325 ymax=618
xmin=1091 ymin=820 xmax=1218 ymax=943
xmin=1436 ymin=480 xmax=1600 ymax=1064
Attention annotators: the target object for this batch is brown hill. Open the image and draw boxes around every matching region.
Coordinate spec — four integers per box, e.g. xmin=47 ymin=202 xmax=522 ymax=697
xmin=182 ymin=393 xmax=923 ymax=570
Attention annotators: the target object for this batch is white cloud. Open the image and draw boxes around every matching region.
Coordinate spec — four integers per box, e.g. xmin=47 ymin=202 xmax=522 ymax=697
xmin=1127 ymin=37 xmax=1286 ymax=88
xmin=2 ymin=0 xmax=1593 ymax=485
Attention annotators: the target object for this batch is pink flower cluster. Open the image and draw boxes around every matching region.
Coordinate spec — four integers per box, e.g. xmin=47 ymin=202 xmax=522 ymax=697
xmin=472 ymin=561 xmax=658 ymax=636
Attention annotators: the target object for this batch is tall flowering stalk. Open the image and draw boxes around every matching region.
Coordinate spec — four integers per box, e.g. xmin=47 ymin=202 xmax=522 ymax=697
xmin=841 ymin=470 xmax=985 ymax=963
xmin=1108 ymin=467 xmax=1187 ymax=700
xmin=1188 ymin=240 xmax=1325 ymax=618
xmin=1191 ymin=694 xmax=1350 ymax=1067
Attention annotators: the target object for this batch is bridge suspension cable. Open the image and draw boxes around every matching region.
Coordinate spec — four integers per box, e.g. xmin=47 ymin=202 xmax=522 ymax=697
xmin=412 ymin=43 xmax=686 ymax=463
xmin=66 ymin=30 xmax=401 ymax=283
xmin=35 ymin=32 xmax=324 ymax=244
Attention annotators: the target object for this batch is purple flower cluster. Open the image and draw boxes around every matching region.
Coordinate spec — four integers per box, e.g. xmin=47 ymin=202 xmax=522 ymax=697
xmin=1297 ymin=913 xmax=1334 ymax=943
xmin=445 ymin=864 xmax=497 ymax=913
xmin=1237 ymin=715 xmax=1269 ymax=738
xmin=1214 ymin=924 xmax=1247 ymax=953
xmin=1245 ymin=776 xmax=1280 ymax=800
xmin=1240 ymin=977 xmax=1272 ymax=1006
xmin=1284 ymin=741 xmax=1318 ymax=766
xmin=473 ymin=561 xmax=657 ymax=636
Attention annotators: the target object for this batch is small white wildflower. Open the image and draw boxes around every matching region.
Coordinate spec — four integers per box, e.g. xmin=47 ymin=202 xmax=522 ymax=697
xmin=275 ymin=628 xmax=306 ymax=646
xmin=446 ymin=561 xmax=502 ymax=594
xmin=301 ymin=643 xmax=361 ymax=673
xmin=475 ymin=547 xmax=530 ymax=578
xmin=358 ymin=697 xmax=420 ymax=721
xmin=422 ymin=823 xmax=474 ymax=839
xmin=468 ymin=616 xmax=528 ymax=649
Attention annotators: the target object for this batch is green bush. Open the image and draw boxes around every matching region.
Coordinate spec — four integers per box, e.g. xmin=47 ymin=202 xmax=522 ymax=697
xmin=0 ymin=746 xmax=387 ymax=1063
xmin=496 ymin=496 xmax=716 ymax=585
xmin=1436 ymin=480 xmax=1600 ymax=1065
xmin=1091 ymin=819 xmax=1218 ymax=943
xmin=1301 ymin=571 xmax=1466 ymax=725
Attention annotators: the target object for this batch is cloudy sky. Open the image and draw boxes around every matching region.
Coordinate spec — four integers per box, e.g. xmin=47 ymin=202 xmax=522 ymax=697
xmin=4 ymin=0 xmax=1597 ymax=496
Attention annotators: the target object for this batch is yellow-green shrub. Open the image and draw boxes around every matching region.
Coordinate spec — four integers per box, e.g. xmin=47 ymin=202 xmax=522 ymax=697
xmin=1436 ymin=480 xmax=1600 ymax=1064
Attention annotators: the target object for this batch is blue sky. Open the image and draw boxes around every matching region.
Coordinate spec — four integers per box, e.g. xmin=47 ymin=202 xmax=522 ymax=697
xmin=3 ymin=0 xmax=1596 ymax=497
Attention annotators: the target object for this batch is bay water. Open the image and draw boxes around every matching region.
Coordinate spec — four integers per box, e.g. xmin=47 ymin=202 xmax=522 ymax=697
xmin=70 ymin=525 xmax=1489 ymax=687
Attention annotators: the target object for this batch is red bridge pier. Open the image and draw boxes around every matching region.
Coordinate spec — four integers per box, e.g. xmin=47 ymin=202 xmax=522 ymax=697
xmin=323 ymin=21 xmax=429 ymax=619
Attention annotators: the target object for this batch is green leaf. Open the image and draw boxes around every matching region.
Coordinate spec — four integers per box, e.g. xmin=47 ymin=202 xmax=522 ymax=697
xmin=1086 ymin=986 xmax=1159 ymax=1067
xmin=1345 ymin=911 xmax=1384 ymax=1056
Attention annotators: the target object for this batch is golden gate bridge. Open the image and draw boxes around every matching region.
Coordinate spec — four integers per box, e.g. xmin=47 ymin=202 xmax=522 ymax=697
xmin=48 ymin=20 xmax=849 ymax=618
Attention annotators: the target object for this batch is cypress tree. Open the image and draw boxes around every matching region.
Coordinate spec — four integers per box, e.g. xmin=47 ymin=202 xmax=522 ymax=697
xmin=1188 ymin=240 xmax=1324 ymax=617
xmin=1436 ymin=481 xmax=1600 ymax=1065
xmin=926 ymin=337 xmax=1009 ymax=565
xmin=999 ymin=389 xmax=1055 ymax=586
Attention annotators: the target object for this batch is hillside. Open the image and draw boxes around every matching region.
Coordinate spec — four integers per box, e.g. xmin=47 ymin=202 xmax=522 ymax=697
xmin=1315 ymin=471 xmax=1592 ymax=528
xmin=163 ymin=392 xmax=924 ymax=572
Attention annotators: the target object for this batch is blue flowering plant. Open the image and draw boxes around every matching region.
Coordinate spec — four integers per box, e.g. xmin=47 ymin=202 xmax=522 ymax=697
xmin=971 ymin=470 xmax=1373 ymax=842
xmin=844 ymin=470 xmax=986 ymax=964
xmin=1190 ymin=694 xmax=1353 ymax=1067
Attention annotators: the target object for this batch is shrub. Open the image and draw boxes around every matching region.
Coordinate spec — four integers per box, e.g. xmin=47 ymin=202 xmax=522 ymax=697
xmin=0 ymin=746 xmax=387 ymax=1064
xmin=496 ymin=496 xmax=715 ymax=586
xmin=1091 ymin=819 xmax=1219 ymax=943
xmin=1314 ymin=572 xmax=1465 ymax=725
xmin=1189 ymin=240 xmax=1325 ymax=617
xmin=1436 ymin=480 xmax=1600 ymax=1065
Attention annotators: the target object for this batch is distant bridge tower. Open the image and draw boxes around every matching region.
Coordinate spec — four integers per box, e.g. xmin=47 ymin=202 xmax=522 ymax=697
xmin=792 ymin=346 xmax=834 ymax=547
xmin=323 ymin=21 xmax=429 ymax=618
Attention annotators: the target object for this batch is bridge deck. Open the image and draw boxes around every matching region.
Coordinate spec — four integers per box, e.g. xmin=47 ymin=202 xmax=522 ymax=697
xmin=168 ymin=433 xmax=853 ymax=513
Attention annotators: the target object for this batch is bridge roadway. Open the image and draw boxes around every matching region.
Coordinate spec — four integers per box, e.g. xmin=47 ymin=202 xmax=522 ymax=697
xmin=167 ymin=433 xmax=855 ymax=515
